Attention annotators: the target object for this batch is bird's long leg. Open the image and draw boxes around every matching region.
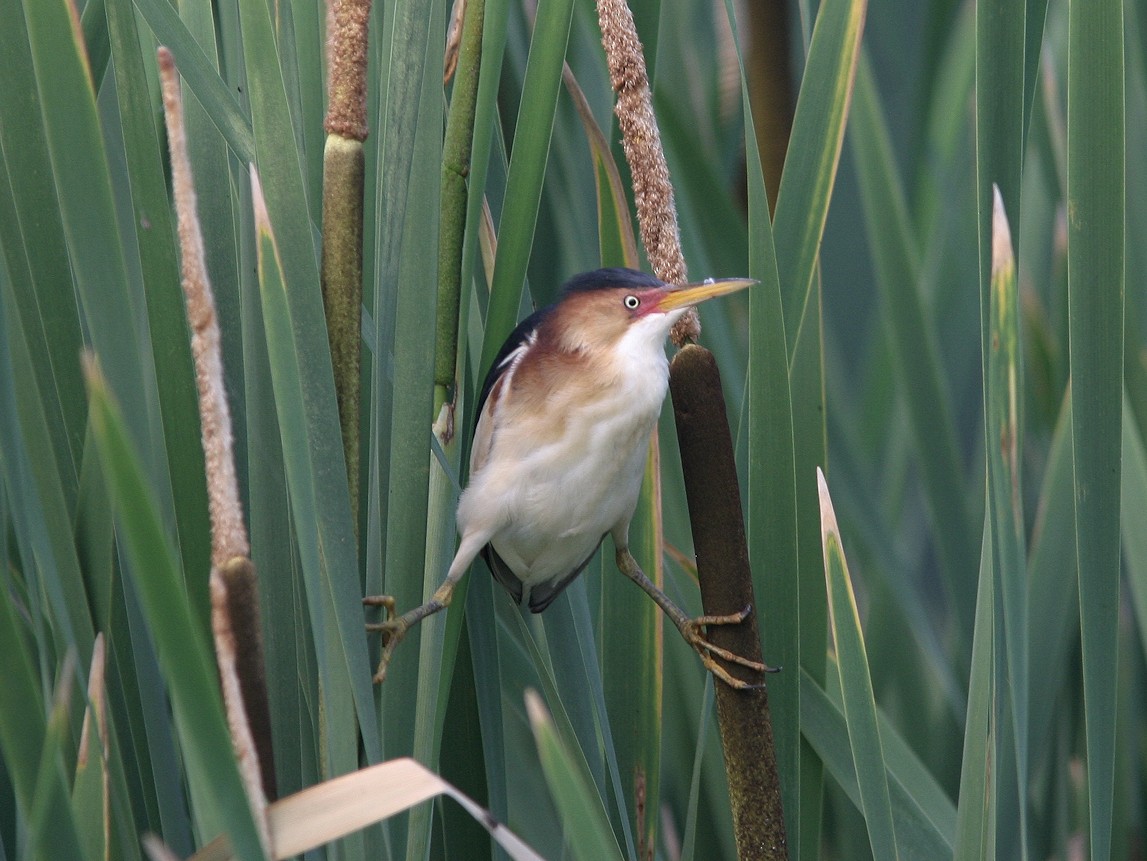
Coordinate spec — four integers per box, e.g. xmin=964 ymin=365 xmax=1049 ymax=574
xmin=364 ymin=531 xmax=487 ymax=684
xmin=615 ymin=546 xmax=771 ymax=690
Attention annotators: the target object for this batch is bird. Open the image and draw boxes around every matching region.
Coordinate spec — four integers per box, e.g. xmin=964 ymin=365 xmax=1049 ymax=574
xmin=366 ymin=267 xmax=766 ymax=688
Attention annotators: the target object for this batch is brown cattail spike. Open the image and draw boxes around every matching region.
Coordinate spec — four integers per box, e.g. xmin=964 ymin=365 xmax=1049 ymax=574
xmin=325 ymin=0 xmax=373 ymax=141
xmin=157 ymin=47 xmax=249 ymax=568
xmin=596 ymin=0 xmax=696 ymax=344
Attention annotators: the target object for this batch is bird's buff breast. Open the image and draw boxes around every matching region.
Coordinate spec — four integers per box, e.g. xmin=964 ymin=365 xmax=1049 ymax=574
xmin=458 ymin=354 xmax=667 ymax=583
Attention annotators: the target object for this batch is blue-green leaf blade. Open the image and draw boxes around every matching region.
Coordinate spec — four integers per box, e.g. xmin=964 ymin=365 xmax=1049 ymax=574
xmin=85 ymin=365 xmax=265 ymax=861
xmin=526 ymin=691 xmax=625 ymax=861
xmin=1066 ymin=0 xmax=1125 ymax=857
xmin=773 ymin=0 xmax=867 ymax=355
xmin=480 ymin=0 xmax=575 ymax=373
xmin=817 ymin=469 xmax=899 ymax=860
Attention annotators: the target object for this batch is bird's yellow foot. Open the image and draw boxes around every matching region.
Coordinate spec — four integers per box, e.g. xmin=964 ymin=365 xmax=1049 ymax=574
xmin=363 ymin=595 xmax=409 ymax=684
xmin=680 ymin=604 xmax=776 ymax=690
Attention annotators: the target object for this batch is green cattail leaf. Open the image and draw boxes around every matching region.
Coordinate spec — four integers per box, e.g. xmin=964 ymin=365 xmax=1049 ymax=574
xmin=954 ymin=515 xmax=995 ymax=861
xmin=1066 ymin=0 xmax=1125 ymax=857
xmin=248 ymin=165 xmax=378 ymax=776
xmin=1122 ymin=402 xmax=1147 ymax=664
xmin=850 ymin=54 xmax=977 ymax=640
xmin=132 ymin=0 xmax=255 ymax=162
xmin=241 ymin=0 xmax=379 ymax=785
xmin=86 ymin=363 xmax=266 ymax=861
xmin=800 ymin=668 xmax=955 ymax=857
xmin=479 ymin=0 xmax=575 ymax=374
xmin=817 ymin=469 xmax=899 ymax=860
xmin=985 ymin=186 xmax=1029 ymax=854
xmin=773 ymin=0 xmax=866 ymax=353
xmin=526 ymin=691 xmax=625 ymax=861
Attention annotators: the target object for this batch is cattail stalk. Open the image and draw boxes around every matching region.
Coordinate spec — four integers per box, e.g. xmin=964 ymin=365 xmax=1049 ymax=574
xmin=595 ymin=0 xmax=693 ymax=343
xmin=595 ymin=3 xmax=789 ymax=857
xmin=435 ymin=0 xmax=486 ymax=443
xmin=322 ymin=0 xmax=373 ymax=524
xmin=158 ymin=47 xmax=276 ymax=848
xmin=670 ymin=346 xmax=789 ymax=860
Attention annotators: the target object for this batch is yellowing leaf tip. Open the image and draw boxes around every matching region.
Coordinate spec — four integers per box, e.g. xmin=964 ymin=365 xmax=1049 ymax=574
xmin=524 ymin=689 xmax=547 ymax=730
xmin=250 ymin=164 xmax=270 ymax=235
xmin=816 ymin=466 xmax=840 ymax=541
xmin=991 ymin=183 xmax=1015 ymax=281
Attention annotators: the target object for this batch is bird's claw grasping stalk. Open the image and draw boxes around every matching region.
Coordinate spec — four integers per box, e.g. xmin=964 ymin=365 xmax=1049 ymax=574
xmin=679 ymin=605 xmax=777 ymax=691
xmin=363 ymin=595 xmax=410 ymax=684
xmin=362 ymin=594 xmax=397 ymax=616
xmin=364 ymin=581 xmax=459 ymax=683
xmin=615 ymin=548 xmax=774 ymax=690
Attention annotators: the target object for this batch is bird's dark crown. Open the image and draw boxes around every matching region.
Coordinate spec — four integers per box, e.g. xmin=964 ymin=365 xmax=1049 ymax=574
xmin=560 ymin=267 xmax=666 ymax=295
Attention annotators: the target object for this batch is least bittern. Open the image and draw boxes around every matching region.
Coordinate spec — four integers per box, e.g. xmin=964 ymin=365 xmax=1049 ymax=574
xmin=367 ymin=268 xmax=766 ymax=688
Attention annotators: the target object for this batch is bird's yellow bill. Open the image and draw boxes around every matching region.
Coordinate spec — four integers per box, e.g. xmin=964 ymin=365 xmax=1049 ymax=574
xmin=655 ymin=277 xmax=757 ymax=311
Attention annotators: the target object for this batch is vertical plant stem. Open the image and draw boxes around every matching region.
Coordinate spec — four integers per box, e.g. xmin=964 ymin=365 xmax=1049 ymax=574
xmin=985 ymin=186 xmax=1027 ymax=855
xmin=596 ymin=2 xmax=786 ymax=855
xmin=595 ymin=0 xmax=693 ymax=339
xmin=670 ymin=345 xmax=788 ymax=861
xmin=157 ymin=46 xmax=274 ymax=838
xmin=436 ymin=0 xmax=485 ymax=433
xmin=746 ymin=0 xmax=794 ymax=213
xmin=322 ymin=0 xmax=373 ymax=526
xmin=1067 ymin=0 xmax=1125 ymax=857
xmin=322 ymin=139 xmax=364 ymax=525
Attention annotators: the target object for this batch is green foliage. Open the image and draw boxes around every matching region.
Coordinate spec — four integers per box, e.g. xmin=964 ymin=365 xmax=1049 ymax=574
xmin=1 ymin=0 xmax=1142 ymax=858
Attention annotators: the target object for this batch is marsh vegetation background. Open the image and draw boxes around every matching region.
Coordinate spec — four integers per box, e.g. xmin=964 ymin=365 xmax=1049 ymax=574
xmin=0 ymin=0 xmax=1143 ymax=858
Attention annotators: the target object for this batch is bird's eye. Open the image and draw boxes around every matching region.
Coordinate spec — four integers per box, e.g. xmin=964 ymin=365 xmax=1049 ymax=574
xmin=623 ymin=295 xmax=640 ymax=310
